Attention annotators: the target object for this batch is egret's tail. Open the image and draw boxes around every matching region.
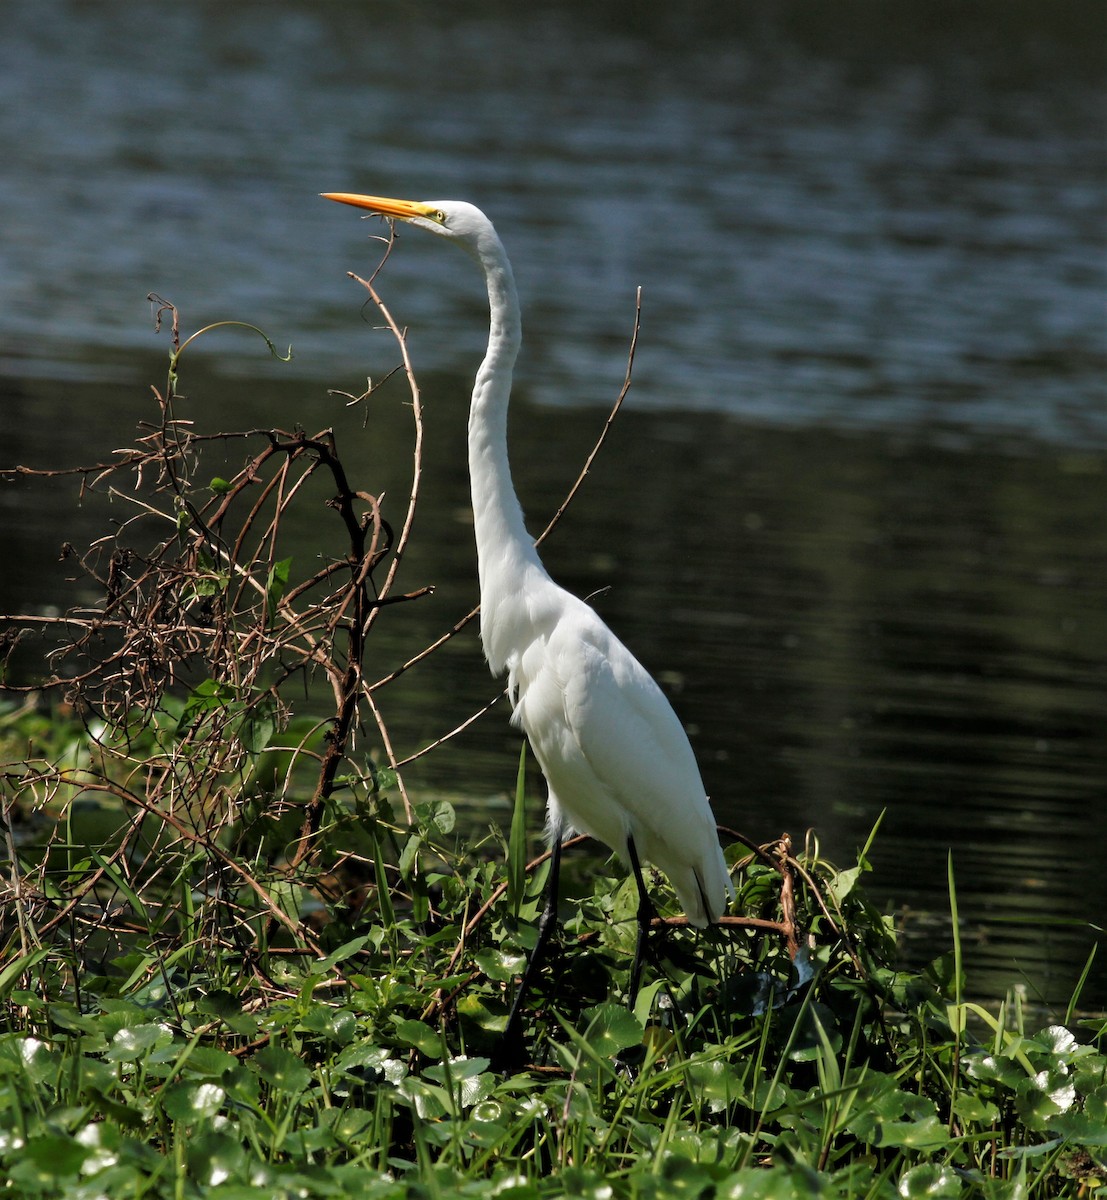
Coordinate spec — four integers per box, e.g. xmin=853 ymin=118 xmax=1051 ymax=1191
xmin=670 ymin=842 xmax=734 ymax=928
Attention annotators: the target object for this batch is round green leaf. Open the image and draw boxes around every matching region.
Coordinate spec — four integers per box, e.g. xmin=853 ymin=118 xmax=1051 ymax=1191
xmin=162 ymin=1080 xmax=225 ymax=1122
xmin=186 ymin=1130 xmax=247 ymax=1188
xmin=21 ymin=1133 xmax=88 ymax=1179
xmin=106 ymin=1023 xmax=173 ymax=1062
xmin=898 ymin=1163 xmax=962 ymax=1198
xmin=582 ymin=1002 xmax=644 ymax=1056
xmin=253 ymin=1045 xmax=312 ymax=1094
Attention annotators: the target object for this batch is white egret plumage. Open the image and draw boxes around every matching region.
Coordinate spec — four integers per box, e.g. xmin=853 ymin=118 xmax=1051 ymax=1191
xmin=324 ymin=193 xmax=734 ymax=1052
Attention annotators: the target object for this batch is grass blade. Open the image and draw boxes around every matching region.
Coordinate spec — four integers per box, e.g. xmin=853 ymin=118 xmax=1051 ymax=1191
xmin=508 ymin=740 xmax=528 ymax=919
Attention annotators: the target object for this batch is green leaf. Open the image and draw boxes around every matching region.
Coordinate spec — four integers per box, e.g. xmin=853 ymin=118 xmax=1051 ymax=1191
xmin=825 ymin=864 xmax=863 ymax=906
xmin=266 ymin=556 xmax=292 ymax=621
xmin=14 ymin=1134 xmax=87 ymax=1182
xmin=398 ymin=833 xmax=422 ymax=882
xmin=428 ymin=799 xmax=456 ymax=835
xmin=240 ymin=697 xmax=278 ymax=753
xmin=508 ymin=741 xmax=529 ymax=919
xmin=423 ymin=1055 xmax=491 ymax=1083
xmin=298 ymin=1006 xmax=358 ymax=1045
xmin=424 ymin=1056 xmax=494 ymax=1107
xmin=963 ymin=1048 xmax=1029 ymax=1088
xmin=393 ymin=1018 xmax=445 ymax=1058
xmin=371 ymin=764 xmax=398 ymax=793
xmin=952 ymin=1092 xmax=1000 ymax=1124
xmin=162 ymin=1080 xmax=225 ymax=1122
xmin=871 ymin=1114 xmax=950 ymax=1149
xmin=686 ymin=1057 xmax=745 ymax=1113
xmin=186 ymin=1130 xmax=247 ymax=1188
xmin=106 ymin=1023 xmax=173 ymax=1062
xmin=367 ymin=822 xmax=395 ymax=931
xmin=632 ymin=978 xmax=667 ymax=1026
xmin=89 ymin=850 xmax=149 ymax=923
xmin=0 ymin=948 xmax=50 ymax=998
xmin=178 ymin=677 xmax=239 ymax=735
xmin=785 ymin=1002 xmax=841 ymax=1063
xmin=472 ymin=947 xmax=527 ymax=983
xmin=1033 ymin=1024 xmax=1080 ymax=1057
xmin=334 ymin=1042 xmax=393 ymax=1073
xmin=253 ymin=1045 xmax=312 ymax=1094
xmin=396 ymin=1076 xmax=451 ymax=1119
xmin=313 ymin=935 xmax=372 ymax=974
xmin=173 ymin=1044 xmax=238 ymax=1079
xmin=1016 ymin=1068 xmax=1077 ymax=1130
xmin=456 ymin=993 xmax=507 ymax=1033
xmin=897 ymin=1163 xmax=962 ymax=1198
xmin=582 ymin=1002 xmax=644 ymax=1057
xmin=321 ymin=1106 xmax=378 ymax=1142
xmin=1049 ymin=1108 xmax=1107 ymax=1145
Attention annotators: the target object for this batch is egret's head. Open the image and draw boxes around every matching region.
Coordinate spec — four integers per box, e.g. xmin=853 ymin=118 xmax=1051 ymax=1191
xmin=322 ymin=193 xmax=495 ymax=255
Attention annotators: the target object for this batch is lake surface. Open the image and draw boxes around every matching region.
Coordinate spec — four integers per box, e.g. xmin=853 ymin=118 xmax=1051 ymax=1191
xmin=1 ymin=0 xmax=1104 ymax=1007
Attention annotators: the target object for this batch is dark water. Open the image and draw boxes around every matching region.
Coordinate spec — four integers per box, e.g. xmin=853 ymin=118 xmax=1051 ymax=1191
xmin=1 ymin=1 xmax=1104 ymax=1007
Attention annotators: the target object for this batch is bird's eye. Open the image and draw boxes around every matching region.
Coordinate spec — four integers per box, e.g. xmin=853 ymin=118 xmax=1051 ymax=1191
xmin=433 ymin=210 xmax=447 ymax=224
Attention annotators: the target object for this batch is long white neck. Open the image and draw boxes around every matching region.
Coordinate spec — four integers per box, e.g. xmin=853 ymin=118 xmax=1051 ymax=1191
xmin=467 ymin=229 xmax=546 ymax=674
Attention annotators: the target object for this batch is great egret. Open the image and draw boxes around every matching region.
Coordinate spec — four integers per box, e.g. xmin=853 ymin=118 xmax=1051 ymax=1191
xmin=324 ymin=193 xmax=734 ymax=1042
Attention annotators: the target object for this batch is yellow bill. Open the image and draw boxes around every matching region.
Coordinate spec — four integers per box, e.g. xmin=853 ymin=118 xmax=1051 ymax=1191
xmin=321 ymin=193 xmax=437 ymax=221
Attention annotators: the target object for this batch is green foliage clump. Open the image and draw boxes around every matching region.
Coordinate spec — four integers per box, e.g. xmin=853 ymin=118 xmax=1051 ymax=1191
xmin=0 ymin=700 xmax=1103 ymax=1199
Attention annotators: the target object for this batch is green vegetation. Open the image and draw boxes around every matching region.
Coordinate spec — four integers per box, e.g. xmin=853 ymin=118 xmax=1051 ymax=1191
xmin=1 ymin=292 xmax=1103 ymax=1197
xmin=1 ymin=700 xmax=1103 ymax=1199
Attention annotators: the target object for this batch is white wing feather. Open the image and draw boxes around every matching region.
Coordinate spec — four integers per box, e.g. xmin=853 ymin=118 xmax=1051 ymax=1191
xmin=509 ymin=583 xmax=733 ymax=926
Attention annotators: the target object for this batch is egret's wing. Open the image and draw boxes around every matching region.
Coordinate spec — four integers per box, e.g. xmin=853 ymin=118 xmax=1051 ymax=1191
xmin=569 ymin=627 xmax=710 ymax=829
xmin=517 ymin=597 xmax=714 ymax=866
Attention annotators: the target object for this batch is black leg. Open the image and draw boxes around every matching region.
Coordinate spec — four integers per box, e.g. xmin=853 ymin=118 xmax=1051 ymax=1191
xmin=625 ymin=835 xmax=657 ymax=1007
xmin=493 ymin=832 xmax=563 ymax=1071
